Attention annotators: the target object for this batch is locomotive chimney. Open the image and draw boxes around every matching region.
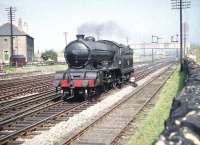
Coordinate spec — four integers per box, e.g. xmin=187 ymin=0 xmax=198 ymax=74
xmin=76 ymin=34 xmax=85 ymax=40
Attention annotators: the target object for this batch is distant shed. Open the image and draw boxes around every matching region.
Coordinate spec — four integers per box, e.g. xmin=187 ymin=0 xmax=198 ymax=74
xmin=0 ymin=23 xmax=34 ymax=65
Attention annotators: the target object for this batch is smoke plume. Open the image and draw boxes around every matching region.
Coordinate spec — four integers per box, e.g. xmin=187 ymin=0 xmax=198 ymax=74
xmin=77 ymin=21 xmax=130 ymax=43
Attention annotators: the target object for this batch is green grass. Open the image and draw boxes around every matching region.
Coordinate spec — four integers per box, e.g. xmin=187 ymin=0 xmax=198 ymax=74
xmin=4 ymin=66 xmax=16 ymax=73
xmin=127 ymin=66 xmax=184 ymax=145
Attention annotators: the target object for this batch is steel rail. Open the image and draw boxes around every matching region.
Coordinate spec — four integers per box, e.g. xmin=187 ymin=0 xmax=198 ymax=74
xmin=0 ymin=101 xmax=89 ymax=144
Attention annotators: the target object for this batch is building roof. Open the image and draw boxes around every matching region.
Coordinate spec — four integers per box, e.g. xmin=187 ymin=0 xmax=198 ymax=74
xmin=0 ymin=23 xmax=32 ymax=37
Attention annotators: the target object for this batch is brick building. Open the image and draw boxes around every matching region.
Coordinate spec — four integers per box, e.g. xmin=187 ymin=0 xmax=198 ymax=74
xmin=0 ymin=23 xmax=34 ymax=64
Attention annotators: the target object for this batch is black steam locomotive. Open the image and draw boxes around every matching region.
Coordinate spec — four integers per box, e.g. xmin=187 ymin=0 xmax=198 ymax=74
xmin=54 ymin=35 xmax=134 ymax=100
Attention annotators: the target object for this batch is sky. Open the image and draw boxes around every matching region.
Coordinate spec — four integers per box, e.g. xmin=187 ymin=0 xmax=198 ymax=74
xmin=0 ymin=0 xmax=199 ymax=52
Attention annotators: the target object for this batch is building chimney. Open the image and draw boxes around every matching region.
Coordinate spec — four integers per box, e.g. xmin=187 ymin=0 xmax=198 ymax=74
xmin=18 ymin=18 xmax=23 ymax=31
xmin=23 ymin=22 xmax=28 ymax=33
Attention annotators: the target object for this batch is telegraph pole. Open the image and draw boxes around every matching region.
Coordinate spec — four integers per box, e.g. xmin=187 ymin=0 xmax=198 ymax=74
xmin=180 ymin=0 xmax=183 ymax=65
xmin=5 ymin=6 xmax=16 ymax=66
xmin=171 ymin=0 xmax=191 ymax=71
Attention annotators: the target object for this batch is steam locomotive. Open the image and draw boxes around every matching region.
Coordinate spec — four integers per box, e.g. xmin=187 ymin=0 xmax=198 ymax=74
xmin=54 ymin=35 xmax=134 ymax=100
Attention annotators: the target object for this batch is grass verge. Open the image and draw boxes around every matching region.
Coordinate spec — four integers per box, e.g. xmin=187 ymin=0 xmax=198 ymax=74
xmin=127 ymin=66 xmax=184 ymax=145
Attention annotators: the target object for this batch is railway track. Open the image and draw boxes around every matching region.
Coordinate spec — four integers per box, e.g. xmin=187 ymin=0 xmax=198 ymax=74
xmin=0 ymin=71 xmax=41 ymax=80
xmin=62 ymin=64 xmax=175 ymax=145
xmin=112 ymin=92 xmax=159 ymax=145
xmin=0 ymin=90 xmax=59 ymax=120
xmin=0 ymin=76 xmax=51 ymax=92
xmin=0 ymin=82 xmax=52 ymax=101
xmin=0 ymin=61 xmax=175 ymax=145
xmin=134 ymin=61 xmax=172 ymax=80
xmin=0 ymin=74 xmax=52 ymax=88
xmin=0 ymin=99 xmax=95 ymax=145
xmin=0 ymin=74 xmax=54 ymax=101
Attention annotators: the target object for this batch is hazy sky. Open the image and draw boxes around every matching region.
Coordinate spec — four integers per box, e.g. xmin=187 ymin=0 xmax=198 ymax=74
xmin=0 ymin=0 xmax=199 ymax=52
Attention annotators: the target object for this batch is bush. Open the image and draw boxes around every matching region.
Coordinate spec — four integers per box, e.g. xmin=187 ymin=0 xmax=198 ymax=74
xmin=41 ymin=50 xmax=58 ymax=62
xmin=45 ymin=60 xmax=55 ymax=65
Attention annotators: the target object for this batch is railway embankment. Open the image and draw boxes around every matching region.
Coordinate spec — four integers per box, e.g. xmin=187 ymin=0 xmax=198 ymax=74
xmin=155 ymin=58 xmax=200 ymax=145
